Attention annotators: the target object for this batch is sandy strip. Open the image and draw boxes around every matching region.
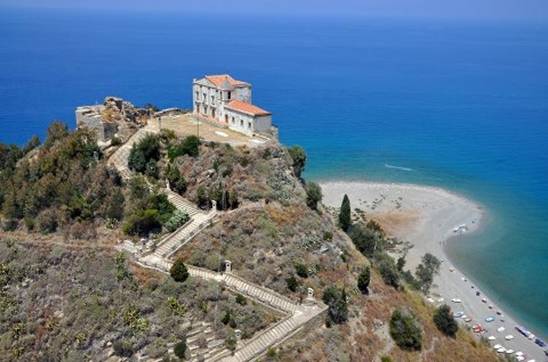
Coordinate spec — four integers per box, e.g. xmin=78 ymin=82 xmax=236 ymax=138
xmin=320 ymin=181 xmax=545 ymax=361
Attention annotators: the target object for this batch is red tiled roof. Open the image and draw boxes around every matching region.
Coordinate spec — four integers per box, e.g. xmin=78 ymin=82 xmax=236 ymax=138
xmin=225 ymin=100 xmax=271 ymax=116
xmin=205 ymin=74 xmax=249 ymax=88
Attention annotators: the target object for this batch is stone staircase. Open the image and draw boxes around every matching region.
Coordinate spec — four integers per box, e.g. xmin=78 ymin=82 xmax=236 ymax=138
xmin=135 ymin=259 xmax=328 ymax=362
xmin=185 ymin=321 xmax=230 ymax=362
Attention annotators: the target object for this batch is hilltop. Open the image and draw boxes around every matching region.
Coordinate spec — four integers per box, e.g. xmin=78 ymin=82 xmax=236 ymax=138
xmin=0 ymin=103 xmax=498 ymax=361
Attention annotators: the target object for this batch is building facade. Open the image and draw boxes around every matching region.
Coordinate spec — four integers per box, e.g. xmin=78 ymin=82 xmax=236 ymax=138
xmin=192 ymin=74 xmax=273 ymax=136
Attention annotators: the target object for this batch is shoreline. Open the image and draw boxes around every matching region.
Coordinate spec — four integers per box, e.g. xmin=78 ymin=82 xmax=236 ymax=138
xmin=320 ymin=181 xmax=545 ymax=361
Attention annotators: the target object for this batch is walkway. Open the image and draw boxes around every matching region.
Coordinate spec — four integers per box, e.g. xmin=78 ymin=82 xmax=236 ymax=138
xmin=137 ymin=259 xmax=328 ymax=362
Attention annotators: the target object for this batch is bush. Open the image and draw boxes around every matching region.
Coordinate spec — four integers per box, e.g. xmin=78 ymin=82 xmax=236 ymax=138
xmin=339 ymin=194 xmax=351 ymax=231
xmin=349 ymin=223 xmax=383 ymax=258
xmin=123 ymin=209 xmax=162 ymax=236
xmin=287 ymin=146 xmax=306 ymax=178
xmin=294 ymin=263 xmax=308 ymax=278
xmin=322 ymin=287 xmax=348 ymax=324
xmin=170 ymin=259 xmax=189 ymax=283
xmin=37 ymin=209 xmax=58 ymax=234
xmin=378 ymin=257 xmax=400 ymax=289
xmin=110 ymin=136 xmax=122 ymax=146
xmin=433 ymin=304 xmax=458 ymax=337
xmin=113 ymin=340 xmax=134 ymax=357
xmin=166 ymin=165 xmax=187 ymax=194
xmin=236 ymin=294 xmax=247 ymax=305
xmin=165 ymin=210 xmax=190 ymax=232
xmin=389 ymin=309 xmax=422 ymax=351
xmin=286 ymin=275 xmax=298 ymax=292
xmin=305 ymin=182 xmax=322 ymax=210
xmin=174 ymin=340 xmax=187 ymax=359
xmin=196 ymin=186 xmax=211 ymax=209
xmin=128 ymin=134 xmax=161 ymax=173
xmin=357 ymin=266 xmax=371 ymax=294
xmin=2 ymin=218 xmax=18 ymax=231
xmin=168 ymin=135 xmax=200 ymax=160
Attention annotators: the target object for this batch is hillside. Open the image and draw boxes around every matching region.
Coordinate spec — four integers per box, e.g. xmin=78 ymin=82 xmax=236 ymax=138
xmin=0 ymin=118 xmax=499 ymax=361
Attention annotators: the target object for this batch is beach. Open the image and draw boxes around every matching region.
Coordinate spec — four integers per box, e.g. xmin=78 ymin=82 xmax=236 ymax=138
xmin=321 ymin=181 xmax=546 ymax=361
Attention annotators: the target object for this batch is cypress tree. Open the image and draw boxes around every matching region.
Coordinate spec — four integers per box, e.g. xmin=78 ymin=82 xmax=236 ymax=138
xmin=339 ymin=194 xmax=351 ymax=231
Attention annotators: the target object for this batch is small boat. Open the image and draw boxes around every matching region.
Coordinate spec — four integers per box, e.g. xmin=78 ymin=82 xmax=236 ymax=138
xmin=534 ymin=337 xmax=546 ymax=347
xmin=493 ymin=344 xmax=502 ymax=349
xmin=488 ymin=336 xmax=496 ymax=341
xmin=451 ymin=298 xmax=462 ymax=303
xmin=497 ymin=347 xmax=506 ymax=353
xmin=506 ymin=349 xmax=514 ymax=354
xmin=497 ymin=327 xmax=505 ymax=332
xmin=505 ymin=335 xmax=514 ymax=340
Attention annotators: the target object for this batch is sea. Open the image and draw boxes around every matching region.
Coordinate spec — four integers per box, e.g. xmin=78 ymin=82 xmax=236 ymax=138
xmin=1 ymin=8 xmax=547 ymax=338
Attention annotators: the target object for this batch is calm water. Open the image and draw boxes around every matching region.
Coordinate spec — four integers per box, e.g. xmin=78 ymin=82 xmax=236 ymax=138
xmin=1 ymin=9 xmax=547 ymax=337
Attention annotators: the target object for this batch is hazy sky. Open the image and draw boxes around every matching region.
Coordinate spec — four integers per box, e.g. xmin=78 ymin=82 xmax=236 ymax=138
xmin=3 ymin=0 xmax=548 ymax=21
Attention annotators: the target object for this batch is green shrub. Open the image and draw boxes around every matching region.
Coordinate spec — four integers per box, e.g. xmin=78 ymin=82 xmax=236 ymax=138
xmin=128 ymin=134 xmax=161 ymax=173
xmin=123 ymin=209 xmax=162 ymax=236
xmin=357 ymin=266 xmax=371 ymax=294
xmin=170 ymin=259 xmax=189 ymax=283
xmin=389 ymin=309 xmax=422 ymax=351
xmin=221 ymin=310 xmax=231 ymax=325
xmin=236 ymin=294 xmax=247 ymax=305
xmin=294 ymin=263 xmax=308 ymax=278
xmin=322 ymin=287 xmax=348 ymax=324
xmin=168 ymin=135 xmax=200 ymax=160
xmin=433 ymin=304 xmax=458 ymax=337
xmin=174 ymin=340 xmax=187 ymax=359
xmin=113 ymin=340 xmax=134 ymax=357
xmin=196 ymin=186 xmax=211 ymax=209
xmin=349 ymin=223 xmax=383 ymax=258
xmin=110 ymin=136 xmax=122 ymax=146
xmin=287 ymin=146 xmax=306 ymax=178
xmin=378 ymin=256 xmax=400 ymax=289
xmin=305 ymin=182 xmax=322 ymax=210
xmin=166 ymin=165 xmax=187 ymax=194
xmin=286 ymin=275 xmax=299 ymax=292
xmin=165 ymin=210 xmax=190 ymax=232
xmin=37 ymin=209 xmax=58 ymax=234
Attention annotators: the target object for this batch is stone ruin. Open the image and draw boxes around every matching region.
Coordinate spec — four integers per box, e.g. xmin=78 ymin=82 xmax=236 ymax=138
xmin=75 ymin=96 xmax=149 ymax=144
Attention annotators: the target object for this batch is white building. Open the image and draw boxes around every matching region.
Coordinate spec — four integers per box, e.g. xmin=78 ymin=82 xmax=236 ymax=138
xmin=192 ymin=74 xmax=273 ymax=137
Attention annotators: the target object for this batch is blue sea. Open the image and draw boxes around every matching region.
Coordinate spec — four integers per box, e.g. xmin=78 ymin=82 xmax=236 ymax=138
xmin=1 ymin=9 xmax=547 ymax=338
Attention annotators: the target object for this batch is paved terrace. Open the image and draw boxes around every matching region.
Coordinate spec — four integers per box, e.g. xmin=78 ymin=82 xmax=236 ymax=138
xmin=150 ymin=113 xmax=273 ymax=148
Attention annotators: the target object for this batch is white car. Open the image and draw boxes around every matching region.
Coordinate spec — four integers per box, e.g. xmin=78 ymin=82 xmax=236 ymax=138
xmin=505 ymin=335 xmax=514 ymax=340
xmin=451 ymin=298 xmax=462 ymax=303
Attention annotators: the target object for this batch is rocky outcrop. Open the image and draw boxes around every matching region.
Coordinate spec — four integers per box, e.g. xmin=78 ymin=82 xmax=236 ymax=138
xmin=75 ymin=96 xmax=149 ymax=144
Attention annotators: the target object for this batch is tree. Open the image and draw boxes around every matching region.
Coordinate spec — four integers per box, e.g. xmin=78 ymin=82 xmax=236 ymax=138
xmin=378 ymin=257 xmax=400 ymax=289
xmin=166 ymin=165 xmax=187 ymax=194
xmin=294 ymin=262 xmax=308 ymax=278
xmin=196 ymin=185 xmax=211 ymax=209
xmin=396 ymin=256 xmax=406 ymax=272
xmin=123 ymin=209 xmax=162 ymax=236
xmin=174 ymin=340 xmax=187 ymax=359
xmin=357 ymin=266 xmax=371 ymax=294
xmin=338 ymin=194 xmax=351 ymax=231
xmin=170 ymin=259 xmax=189 ymax=283
xmin=349 ymin=223 xmax=383 ymax=258
xmin=415 ymin=263 xmax=434 ymax=294
xmin=389 ymin=309 xmax=422 ymax=351
xmin=168 ymin=135 xmax=200 ymax=160
xmin=287 ymin=146 xmax=306 ymax=178
xmin=44 ymin=121 xmax=69 ymax=148
xmin=433 ymin=304 xmax=459 ymax=337
xmin=305 ymin=182 xmax=322 ymax=210
xmin=322 ymin=286 xmax=348 ymax=324
xmin=286 ymin=275 xmax=298 ymax=292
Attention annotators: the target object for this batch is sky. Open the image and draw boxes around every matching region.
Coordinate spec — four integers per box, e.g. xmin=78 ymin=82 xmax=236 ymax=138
xmin=2 ymin=0 xmax=548 ymax=22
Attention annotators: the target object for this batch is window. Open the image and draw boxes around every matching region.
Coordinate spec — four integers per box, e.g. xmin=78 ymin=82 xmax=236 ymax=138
xmin=203 ymin=93 xmax=206 ymax=102
xmin=211 ymin=95 xmax=215 ymax=103
xmin=240 ymin=119 xmax=243 ymax=126
xmin=212 ymin=109 xmax=215 ymax=118
xmin=232 ymin=117 xmax=235 ymax=124
xmin=228 ymin=91 xmax=232 ymax=100
xmin=195 ymin=91 xmax=198 ymax=100
xmin=248 ymin=122 xmax=252 ymax=129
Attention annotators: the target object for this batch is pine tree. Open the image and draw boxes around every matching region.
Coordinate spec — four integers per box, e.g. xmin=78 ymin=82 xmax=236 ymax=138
xmin=339 ymin=194 xmax=351 ymax=231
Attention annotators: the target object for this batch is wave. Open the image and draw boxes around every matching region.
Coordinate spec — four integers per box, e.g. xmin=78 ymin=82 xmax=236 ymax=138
xmin=384 ymin=163 xmax=413 ymax=172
